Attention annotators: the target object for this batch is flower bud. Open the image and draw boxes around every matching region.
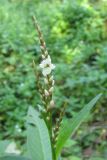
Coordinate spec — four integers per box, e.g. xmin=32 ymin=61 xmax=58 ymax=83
xmin=50 ymin=100 xmax=55 ymax=108
xmin=46 ymin=116 xmax=50 ymax=121
xmin=52 ymin=80 xmax=55 ymax=85
xmin=38 ymin=105 xmax=46 ymax=113
xmin=44 ymin=51 xmax=48 ymax=56
xmin=49 ymin=87 xmax=54 ymax=93
xmin=53 ymin=127 xmax=56 ymax=131
xmin=40 ymin=45 xmax=44 ymax=50
xmin=56 ymin=118 xmax=60 ymax=122
xmin=49 ymin=76 xmax=53 ymax=81
xmin=42 ymin=109 xmax=47 ymax=113
xmin=56 ymin=126 xmax=59 ymax=130
xmin=55 ymin=137 xmax=58 ymax=142
xmin=44 ymin=78 xmax=48 ymax=84
xmin=44 ymin=89 xmax=49 ymax=97
xmin=42 ymin=54 xmax=45 ymax=59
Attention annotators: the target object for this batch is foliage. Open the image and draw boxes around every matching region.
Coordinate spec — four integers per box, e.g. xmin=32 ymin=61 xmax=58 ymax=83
xmin=27 ymin=107 xmax=52 ymax=160
xmin=55 ymin=94 xmax=102 ymax=158
xmin=0 ymin=155 xmax=30 ymax=160
xmin=0 ymin=0 xmax=107 ymax=159
xmin=0 ymin=95 xmax=102 ymax=160
xmin=0 ymin=141 xmax=10 ymax=156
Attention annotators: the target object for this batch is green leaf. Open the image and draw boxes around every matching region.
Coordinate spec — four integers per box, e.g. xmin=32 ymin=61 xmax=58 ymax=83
xmin=55 ymin=94 xmax=102 ymax=158
xmin=0 ymin=155 xmax=30 ymax=160
xmin=27 ymin=107 xmax=52 ymax=160
xmin=68 ymin=156 xmax=81 ymax=160
xmin=0 ymin=140 xmax=10 ymax=156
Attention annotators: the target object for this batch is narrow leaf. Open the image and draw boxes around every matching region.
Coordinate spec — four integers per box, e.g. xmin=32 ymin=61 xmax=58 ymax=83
xmin=56 ymin=94 xmax=102 ymax=158
xmin=27 ymin=107 xmax=52 ymax=160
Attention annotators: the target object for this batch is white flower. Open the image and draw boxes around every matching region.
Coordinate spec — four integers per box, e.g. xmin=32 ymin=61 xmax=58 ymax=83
xmin=40 ymin=55 xmax=55 ymax=76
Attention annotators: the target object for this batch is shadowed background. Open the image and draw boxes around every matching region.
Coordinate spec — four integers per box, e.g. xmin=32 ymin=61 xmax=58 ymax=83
xmin=0 ymin=0 xmax=107 ymax=159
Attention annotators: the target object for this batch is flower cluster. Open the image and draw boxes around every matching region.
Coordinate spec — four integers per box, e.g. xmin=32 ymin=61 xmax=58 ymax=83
xmin=32 ymin=16 xmax=65 ymax=154
xmin=32 ymin=16 xmax=55 ymax=123
xmin=40 ymin=55 xmax=55 ymax=76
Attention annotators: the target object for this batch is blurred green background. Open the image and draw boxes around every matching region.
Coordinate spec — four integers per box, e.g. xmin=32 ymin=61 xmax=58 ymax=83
xmin=0 ymin=0 xmax=107 ymax=159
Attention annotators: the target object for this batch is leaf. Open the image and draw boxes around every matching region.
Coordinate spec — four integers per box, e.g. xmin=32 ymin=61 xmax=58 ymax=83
xmin=55 ymin=94 xmax=102 ymax=158
xmin=64 ymin=139 xmax=77 ymax=148
xmin=0 ymin=140 xmax=10 ymax=156
xmin=68 ymin=156 xmax=81 ymax=160
xmin=27 ymin=107 xmax=52 ymax=160
xmin=0 ymin=155 xmax=30 ymax=160
xmin=5 ymin=142 xmax=20 ymax=155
